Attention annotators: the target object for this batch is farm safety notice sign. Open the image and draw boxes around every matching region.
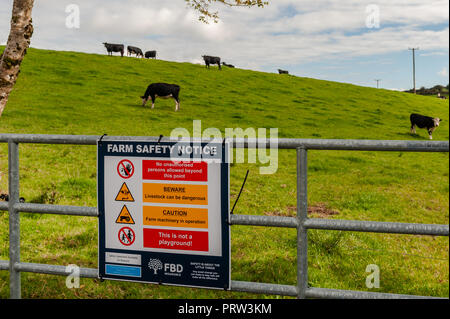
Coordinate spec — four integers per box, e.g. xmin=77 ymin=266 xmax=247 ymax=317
xmin=97 ymin=139 xmax=231 ymax=290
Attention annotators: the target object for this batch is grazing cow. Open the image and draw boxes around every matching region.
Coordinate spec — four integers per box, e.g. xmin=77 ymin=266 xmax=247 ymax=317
xmin=145 ymin=50 xmax=157 ymax=59
xmin=278 ymin=69 xmax=289 ymax=74
xmin=141 ymin=83 xmax=180 ymax=111
xmin=202 ymin=55 xmax=221 ymax=70
xmin=103 ymin=43 xmax=124 ymax=57
xmin=222 ymin=62 xmax=235 ymax=68
xmin=127 ymin=46 xmax=144 ymax=58
xmin=410 ymin=113 xmax=442 ymax=139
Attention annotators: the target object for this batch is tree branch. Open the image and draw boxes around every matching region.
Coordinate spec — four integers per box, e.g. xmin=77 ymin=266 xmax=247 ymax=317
xmin=185 ymin=0 xmax=268 ymax=23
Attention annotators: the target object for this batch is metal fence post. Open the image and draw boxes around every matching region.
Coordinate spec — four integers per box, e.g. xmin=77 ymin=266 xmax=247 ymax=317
xmin=297 ymin=147 xmax=308 ymax=298
xmin=8 ymin=140 xmax=21 ymax=299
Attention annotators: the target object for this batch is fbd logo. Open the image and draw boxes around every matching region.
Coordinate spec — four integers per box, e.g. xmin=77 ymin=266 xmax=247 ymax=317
xmin=148 ymin=258 xmax=163 ymax=274
xmin=148 ymin=258 xmax=183 ymax=275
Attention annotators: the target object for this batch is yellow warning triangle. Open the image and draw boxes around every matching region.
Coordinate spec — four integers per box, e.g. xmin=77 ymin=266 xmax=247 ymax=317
xmin=115 ymin=182 xmax=135 ymax=202
xmin=115 ymin=205 xmax=135 ymax=224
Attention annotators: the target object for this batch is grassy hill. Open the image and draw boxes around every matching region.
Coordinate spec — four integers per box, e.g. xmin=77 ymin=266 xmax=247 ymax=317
xmin=0 ymin=48 xmax=448 ymax=298
xmin=1 ymin=48 xmax=449 ymax=140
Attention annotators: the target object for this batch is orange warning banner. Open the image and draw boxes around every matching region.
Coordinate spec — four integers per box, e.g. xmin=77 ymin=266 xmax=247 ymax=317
xmin=143 ymin=206 xmax=208 ymax=228
xmin=143 ymin=183 xmax=208 ymax=205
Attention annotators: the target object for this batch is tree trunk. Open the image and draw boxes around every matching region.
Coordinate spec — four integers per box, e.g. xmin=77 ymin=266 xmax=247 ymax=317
xmin=0 ymin=0 xmax=34 ymax=118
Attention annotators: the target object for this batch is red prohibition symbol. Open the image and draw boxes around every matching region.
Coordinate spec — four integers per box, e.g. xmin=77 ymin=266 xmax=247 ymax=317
xmin=117 ymin=159 xmax=134 ymax=179
xmin=118 ymin=227 xmax=135 ymax=246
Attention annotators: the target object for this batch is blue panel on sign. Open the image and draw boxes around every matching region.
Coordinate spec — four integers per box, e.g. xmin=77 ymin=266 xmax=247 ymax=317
xmin=105 ymin=264 xmax=141 ymax=277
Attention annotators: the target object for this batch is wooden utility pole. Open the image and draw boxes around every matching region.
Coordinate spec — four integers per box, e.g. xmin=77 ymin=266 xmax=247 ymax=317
xmin=375 ymin=79 xmax=381 ymax=89
xmin=408 ymin=48 xmax=419 ymax=94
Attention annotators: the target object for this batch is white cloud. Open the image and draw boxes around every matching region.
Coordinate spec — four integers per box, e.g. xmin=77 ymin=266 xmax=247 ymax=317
xmin=0 ymin=0 xmax=448 ymax=87
xmin=1 ymin=0 xmax=448 ymax=61
xmin=438 ymin=67 xmax=448 ymax=77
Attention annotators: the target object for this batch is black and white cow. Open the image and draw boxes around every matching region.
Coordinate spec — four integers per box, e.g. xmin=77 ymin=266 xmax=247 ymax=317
xmin=145 ymin=50 xmax=157 ymax=59
xmin=278 ymin=69 xmax=289 ymax=74
xmin=410 ymin=113 xmax=442 ymax=139
xmin=103 ymin=43 xmax=124 ymax=57
xmin=202 ymin=55 xmax=221 ymax=70
xmin=127 ymin=46 xmax=144 ymax=58
xmin=141 ymin=83 xmax=180 ymax=111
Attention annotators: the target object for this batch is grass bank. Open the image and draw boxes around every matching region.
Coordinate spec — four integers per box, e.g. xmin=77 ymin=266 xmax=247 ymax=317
xmin=0 ymin=48 xmax=448 ymax=298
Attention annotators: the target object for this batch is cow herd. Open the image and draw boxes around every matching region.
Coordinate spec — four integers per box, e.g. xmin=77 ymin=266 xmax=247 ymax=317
xmin=102 ymin=43 xmax=237 ymax=70
xmin=103 ymin=43 xmax=157 ymax=59
xmin=102 ymin=43 xmax=443 ymax=139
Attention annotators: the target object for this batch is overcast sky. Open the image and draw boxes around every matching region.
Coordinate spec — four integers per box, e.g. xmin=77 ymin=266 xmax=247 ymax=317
xmin=1 ymin=0 xmax=448 ymax=90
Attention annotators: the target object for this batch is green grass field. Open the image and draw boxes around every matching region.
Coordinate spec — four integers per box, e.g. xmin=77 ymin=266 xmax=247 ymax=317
xmin=0 ymin=48 xmax=448 ymax=298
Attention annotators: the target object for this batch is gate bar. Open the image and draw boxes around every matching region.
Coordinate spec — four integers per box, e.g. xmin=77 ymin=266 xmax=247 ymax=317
xmin=297 ymin=147 xmax=308 ymax=299
xmin=305 ymin=287 xmax=441 ymax=299
xmin=230 ymin=214 xmax=298 ymax=228
xmin=14 ymin=262 xmax=98 ymax=278
xmin=0 ymin=260 xmax=8 ymax=270
xmin=2 ymin=260 xmax=444 ymax=299
xmin=0 ymin=201 xmax=7 ymax=211
xmin=8 ymin=141 xmax=21 ymax=299
xmin=1 ymin=134 xmax=448 ymax=152
xmin=6 ymin=202 xmax=447 ymax=236
xmin=230 ymin=280 xmax=297 ymax=297
xmin=14 ymin=203 xmax=98 ymax=217
xmin=304 ymin=218 xmax=449 ymax=236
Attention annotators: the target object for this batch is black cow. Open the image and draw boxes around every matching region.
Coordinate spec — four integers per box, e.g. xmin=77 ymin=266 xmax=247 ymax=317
xmin=145 ymin=50 xmax=157 ymax=59
xmin=278 ymin=69 xmax=289 ymax=74
xmin=410 ymin=113 xmax=442 ymax=139
xmin=202 ymin=55 xmax=221 ymax=70
xmin=222 ymin=62 xmax=235 ymax=68
xmin=103 ymin=43 xmax=124 ymax=57
xmin=127 ymin=46 xmax=144 ymax=58
xmin=0 ymin=193 xmax=25 ymax=202
xmin=141 ymin=83 xmax=180 ymax=111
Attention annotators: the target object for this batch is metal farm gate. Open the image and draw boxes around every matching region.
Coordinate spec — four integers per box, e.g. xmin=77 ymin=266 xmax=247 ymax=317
xmin=0 ymin=133 xmax=449 ymax=299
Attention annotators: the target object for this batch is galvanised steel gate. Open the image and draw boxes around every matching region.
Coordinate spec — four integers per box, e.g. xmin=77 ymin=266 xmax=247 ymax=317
xmin=0 ymin=133 xmax=449 ymax=299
